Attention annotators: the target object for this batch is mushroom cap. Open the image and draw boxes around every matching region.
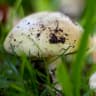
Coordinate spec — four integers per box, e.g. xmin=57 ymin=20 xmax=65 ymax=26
xmin=4 ymin=12 xmax=83 ymax=58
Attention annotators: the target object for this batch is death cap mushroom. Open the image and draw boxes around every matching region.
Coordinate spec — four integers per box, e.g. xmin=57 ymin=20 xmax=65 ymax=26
xmin=4 ymin=12 xmax=83 ymax=57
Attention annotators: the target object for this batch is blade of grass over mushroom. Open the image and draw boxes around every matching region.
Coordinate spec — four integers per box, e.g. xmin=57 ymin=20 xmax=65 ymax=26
xmin=20 ymin=53 xmax=27 ymax=77
xmin=56 ymin=57 xmax=73 ymax=96
xmin=47 ymin=46 xmax=72 ymax=64
xmin=72 ymin=0 xmax=96 ymax=95
xmin=20 ymin=53 xmax=39 ymax=95
xmin=19 ymin=52 xmax=34 ymax=77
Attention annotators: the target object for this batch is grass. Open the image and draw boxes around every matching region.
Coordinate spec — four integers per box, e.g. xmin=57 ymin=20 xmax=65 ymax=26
xmin=0 ymin=0 xmax=96 ymax=96
xmin=72 ymin=0 xmax=96 ymax=96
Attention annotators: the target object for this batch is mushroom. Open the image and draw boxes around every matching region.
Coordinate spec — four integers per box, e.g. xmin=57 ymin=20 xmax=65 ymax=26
xmin=4 ymin=12 xmax=83 ymax=57
xmin=4 ymin=12 xmax=84 ymax=93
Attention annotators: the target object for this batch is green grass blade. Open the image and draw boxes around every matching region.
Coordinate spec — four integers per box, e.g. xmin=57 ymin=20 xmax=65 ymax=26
xmin=72 ymin=0 xmax=96 ymax=96
xmin=56 ymin=58 xmax=73 ymax=96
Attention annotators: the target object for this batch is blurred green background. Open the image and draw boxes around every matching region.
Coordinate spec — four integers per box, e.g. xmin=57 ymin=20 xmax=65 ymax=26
xmin=0 ymin=0 xmax=59 ymax=13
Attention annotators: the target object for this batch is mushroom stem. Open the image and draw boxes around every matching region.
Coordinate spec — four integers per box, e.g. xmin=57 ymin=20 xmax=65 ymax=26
xmin=48 ymin=57 xmax=62 ymax=91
